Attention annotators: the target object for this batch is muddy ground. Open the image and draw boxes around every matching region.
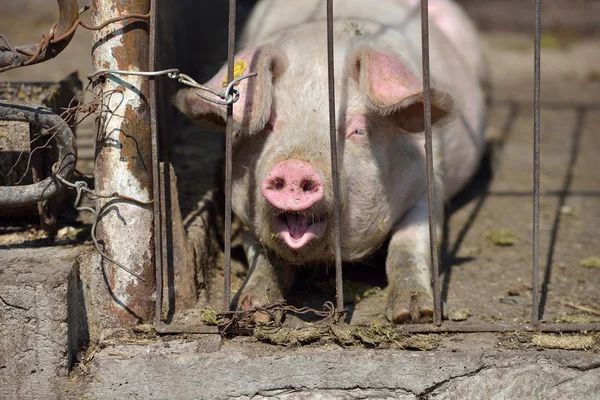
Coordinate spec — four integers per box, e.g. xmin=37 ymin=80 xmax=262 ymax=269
xmin=1 ymin=2 xmax=599 ymax=332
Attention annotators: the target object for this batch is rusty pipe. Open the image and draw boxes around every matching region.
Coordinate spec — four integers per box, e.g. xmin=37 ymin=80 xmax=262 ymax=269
xmin=0 ymin=0 xmax=78 ymax=72
xmin=90 ymin=0 xmax=155 ymax=324
xmin=0 ymin=100 xmax=76 ymax=206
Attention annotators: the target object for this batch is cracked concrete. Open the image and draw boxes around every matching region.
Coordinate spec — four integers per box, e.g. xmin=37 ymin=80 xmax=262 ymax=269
xmin=79 ymin=339 xmax=600 ymax=399
xmin=429 ymin=363 xmax=600 ymax=399
xmin=0 ymin=246 xmax=89 ymax=399
xmin=0 ymin=294 xmax=32 ymax=311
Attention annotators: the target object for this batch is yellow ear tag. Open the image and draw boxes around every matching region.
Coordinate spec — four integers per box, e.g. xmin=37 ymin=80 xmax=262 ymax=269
xmin=221 ymin=60 xmax=247 ymax=87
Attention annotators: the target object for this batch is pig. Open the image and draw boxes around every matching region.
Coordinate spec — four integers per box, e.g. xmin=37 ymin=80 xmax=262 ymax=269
xmin=175 ymin=0 xmax=487 ymax=324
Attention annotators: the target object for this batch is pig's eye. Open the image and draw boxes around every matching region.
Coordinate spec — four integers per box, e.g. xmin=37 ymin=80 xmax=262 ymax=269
xmin=351 ymin=129 xmax=368 ymax=137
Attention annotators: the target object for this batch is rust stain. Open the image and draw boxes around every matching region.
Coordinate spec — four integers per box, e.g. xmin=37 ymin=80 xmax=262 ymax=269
xmin=120 ymin=103 xmax=152 ymax=191
xmin=108 ymin=0 xmax=151 ymax=192
xmin=111 ymin=0 xmax=150 ymax=72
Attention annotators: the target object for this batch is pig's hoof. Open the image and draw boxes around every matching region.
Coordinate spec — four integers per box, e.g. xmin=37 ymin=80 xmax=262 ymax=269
xmin=387 ymin=292 xmax=434 ymax=324
xmin=254 ymin=311 xmax=273 ymax=324
xmin=239 ymin=293 xmax=281 ymax=324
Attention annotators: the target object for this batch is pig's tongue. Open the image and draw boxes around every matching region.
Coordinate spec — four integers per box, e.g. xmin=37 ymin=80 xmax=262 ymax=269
xmin=275 ymin=212 xmax=325 ymax=250
xmin=287 ymin=213 xmax=309 ymax=239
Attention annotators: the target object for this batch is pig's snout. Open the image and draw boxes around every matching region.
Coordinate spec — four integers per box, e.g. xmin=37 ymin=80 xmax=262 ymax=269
xmin=261 ymin=159 xmax=324 ymax=211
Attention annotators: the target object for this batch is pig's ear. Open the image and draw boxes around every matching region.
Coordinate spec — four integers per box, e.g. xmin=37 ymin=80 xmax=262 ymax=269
xmin=174 ymin=44 xmax=288 ymax=133
xmin=350 ymin=47 xmax=457 ymax=133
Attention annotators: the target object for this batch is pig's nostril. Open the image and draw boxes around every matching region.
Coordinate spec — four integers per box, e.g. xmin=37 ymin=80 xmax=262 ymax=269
xmin=271 ymin=177 xmax=285 ymax=191
xmin=300 ymin=179 xmax=316 ymax=193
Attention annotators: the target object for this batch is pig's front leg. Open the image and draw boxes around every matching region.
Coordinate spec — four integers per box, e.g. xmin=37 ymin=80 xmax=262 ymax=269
xmin=386 ymin=196 xmax=442 ymax=324
xmin=234 ymin=233 xmax=296 ymax=323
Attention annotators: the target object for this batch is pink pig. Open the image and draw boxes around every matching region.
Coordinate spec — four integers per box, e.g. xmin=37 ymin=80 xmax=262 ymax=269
xmin=176 ymin=0 xmax=487 ymax=323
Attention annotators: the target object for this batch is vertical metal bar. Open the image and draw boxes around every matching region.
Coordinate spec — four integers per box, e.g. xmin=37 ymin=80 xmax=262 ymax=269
xmin=531 ymin=0 xmax=542 ymax=325
xmin=420 ymin=0 xmax=442 ymax=326
xmin=91 ymin=0 xmax=155 ymax=324
xmin=326 ymin=0 xmax=344 ymax=312
xmin=149 ymin=0 xmax=163 ymax=324
xmin=223 ymin=0 xmax=237 ymax=312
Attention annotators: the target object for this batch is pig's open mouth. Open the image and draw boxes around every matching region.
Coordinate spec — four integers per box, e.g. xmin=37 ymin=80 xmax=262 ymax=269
xmin=273 ymin=211 xmax=326 ymax=251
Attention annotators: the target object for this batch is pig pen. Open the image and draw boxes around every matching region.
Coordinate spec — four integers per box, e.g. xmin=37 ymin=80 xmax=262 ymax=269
xmin=167 ymin=22 xmax=600 ymax=333
xmin=1 ymin=0 xmax=599 ymax=347
xmin=2 ymin=1 xmax=600 ymax=398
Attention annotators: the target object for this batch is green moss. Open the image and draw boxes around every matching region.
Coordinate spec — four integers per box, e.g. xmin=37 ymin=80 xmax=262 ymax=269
xmin=401 ymin=334 xmax=440 ymax=351
xmin=329 ymin=325 xmax=355 ymax=346
xmin=532 ymin=334 xmax=597 ymax=350
xmin=351 ymin=321 xmax=439 ymax=350
xmin=485 ymin=230 xmax=519 ymax=246
xmin=579 ymin=257 xmax=600 ymax=269
xmin=200 ymin=307 xmax=224 ymax=326
xmin=132 ymin=324 xmax=156 ymax=334
xmin=540 ymin=33 xmax=562 ymax=49
xmin=555 ymin=315 xmax=600 ymax=324
xmin=252 ymin=320 xmax=440 ymax=350
xmin=449 ymin=308 xmax=471 ymax=322
xmin=254 ymin=326 xmax=322 ymax=347
xmin=353 ymin=320 xmax=395 ymax=346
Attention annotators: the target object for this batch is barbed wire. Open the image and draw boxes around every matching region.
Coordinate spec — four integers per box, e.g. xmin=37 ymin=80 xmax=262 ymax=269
xmin=217 ymin=300 xmax=341 ymax=334
xmin=51 ymin=11 xmax=151 ymax=45
xmin=5 ymin=80 xmax=120 ymax=185
xmin=52 ymin=162 xmax=152 ymax=282
xmin=88 ymin=67 xmax=257 ymax=106
xmin=0 ymin=2 xmax=151 ymax=72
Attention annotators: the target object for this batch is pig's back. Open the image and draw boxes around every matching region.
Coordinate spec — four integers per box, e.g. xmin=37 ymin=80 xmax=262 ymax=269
xmin=244 ymin=0 xmax=422 ymax=46
xmin=244 ymin=0 xmax=484 ymax=77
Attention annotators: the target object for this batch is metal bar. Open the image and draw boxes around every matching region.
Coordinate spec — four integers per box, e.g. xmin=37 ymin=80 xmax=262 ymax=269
xmin=531 ymin=0 xmax=542 ymax=325
xmin=492 ymin=99 xmax=600 ymax=110
xmin=362 ymin=322 xmax=600 ymax=334
xmin=30 ymin=124 xmax=57 ymax=234
xmin=149 ymin=0 xmax=163 ymax=325
xmin=91 ymin=0 xmax=155 ymax=324
xmin=0 ymin=100 xmax=76 ymax=207
xmin=88 ymin=68 xmax=180 ymax=80
xmin=155 ymin=323 xmax=220 ymax=335
xmin=420 ymin=0 xmax=442 ymax=326
xmin=223 ymin=0 xmax=237 ymax=312
xmin=326 ymin=0 xmax=345 ymax=312
xmin=154 ymin=322 xmax=600 ymax=335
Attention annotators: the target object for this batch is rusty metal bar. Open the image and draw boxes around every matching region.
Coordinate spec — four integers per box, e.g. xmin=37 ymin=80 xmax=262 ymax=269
xmin=420 ymin=0 xmax=442 ymax=326
xmin=531 ymin=0 xmax=542 ymax=325
xmin=326 ymin=0 xmax=345 ymax=312
xmin=155 ymin=324 xmax=220 ymax=335
xmin=149 ymin=0 xmax=163 ymax=325
xmin=0 ymin=0 xmax=78 ymax=72
xmin=0 ymin=100 xmax=76 ymax=206
xmin=364 ymin=322 xmax=600 ymax=333
xmin=91 ymin=0 xmax=155 ymax=324
xmin=223 ymin=0 xmax=237 ymax=312
xmin=154 ymin=321 xmax=600 ymax=336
